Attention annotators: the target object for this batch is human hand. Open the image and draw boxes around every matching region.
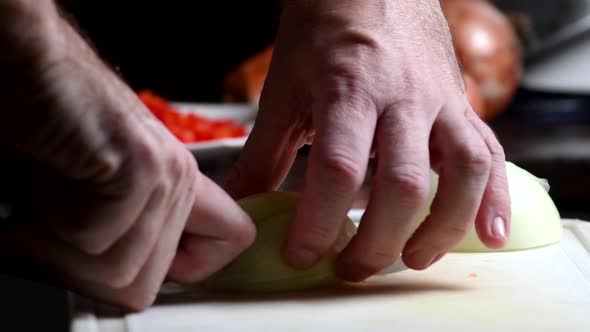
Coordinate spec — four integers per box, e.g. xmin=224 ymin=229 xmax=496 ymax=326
xmin=227 ymin=0 xmax=510 ymax=281
xmin=0 ymin=1 xmax=254 ymax=310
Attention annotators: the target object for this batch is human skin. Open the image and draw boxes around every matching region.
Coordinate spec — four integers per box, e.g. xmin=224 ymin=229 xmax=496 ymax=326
xmin=0 ymin=0 xmax=511 ymax=310
xmin=227 ymin=0 xmax=511 ymax=281
xmin=0 ymin=0 xmax=255 ymax=310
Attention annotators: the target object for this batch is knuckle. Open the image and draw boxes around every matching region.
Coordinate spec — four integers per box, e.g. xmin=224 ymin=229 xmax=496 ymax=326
xmin=167 ymin=151 xmax=186 ymax=180
xmin=487 ymin=177 xmax=511 ymax=207
xmin=490 ymin=177 xmax=510 ymax=197
xmin=319 ymin=64 xmax=378 ymax=110
xmin=102 ymin=222 xmax=164 ymax=289
xmin=103 ymin=258 xmax=143 ymax=289
xmin=78 ymin=237 xmax=112 ymax=256
xmin=298 ymin=222 xmax=339 ymax=254
xmin=489 ymin=140 xmax=506 ymax=161
xmin=124 ymin=290 xmax=158 ymax=312
xmin=307 ymin=223 xmax=334 ymax=242
xmin=380 ymin=164 xmax=430 ymax=201
xmin=478 ymin=124 xmax=505 ymax=162
xmin=183 ymin=152 xmax=200 ymax=185
xmin=132 ymin=139 xmax=163 ymax=177
xmin=440 ymin=223 xmax=471 ymax=244
xmin=393 ymin=67 xmax=443 ymax=110
xmin=232 ymin=220 xmax=257 ymax=252
xmin=167 ymin=149 xmax=198 ymax=194
xmin=56 ymin=227 xmax=113 ymax=256
xmin=87 ymin=146 xmax=123 ymax=182
xmin=150 ymin=180 xmax=172 ymax=210
xmin=102 ymin=249 xmax=154 ymax=289
xmin=453 ymin=143 xmax=492 ymax=174
xmin=319 ymin=154 xmax=364 ymax=190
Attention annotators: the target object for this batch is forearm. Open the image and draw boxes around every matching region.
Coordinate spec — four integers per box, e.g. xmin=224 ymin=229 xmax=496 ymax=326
xmin=0 ymin=0 xmax=147 ymax=180
xmin=0 ymin=0 xmax=60 ymax=73
xmin=0 ymin=0 xmax=68 ymax=150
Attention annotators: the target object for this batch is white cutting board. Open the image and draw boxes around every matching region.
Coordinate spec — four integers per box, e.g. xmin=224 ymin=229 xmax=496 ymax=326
xmin=70 ymin=219 xmax=590 ymax=332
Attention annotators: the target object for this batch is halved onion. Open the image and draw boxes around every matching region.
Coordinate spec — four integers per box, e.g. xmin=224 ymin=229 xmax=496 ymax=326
xmin=201 ymin=192 xmax=356 ymax=292
xmin=452 ymin=162 xmax=562 ymax=252
xmin=200 ymin=163 xmax=561 ymax=292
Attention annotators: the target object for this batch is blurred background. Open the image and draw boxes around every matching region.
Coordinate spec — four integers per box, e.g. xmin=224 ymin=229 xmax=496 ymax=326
xmin=2 ymin=0 xmax=590 ymax=330
xmin=56 ymin=0 xmax=590 ymax=219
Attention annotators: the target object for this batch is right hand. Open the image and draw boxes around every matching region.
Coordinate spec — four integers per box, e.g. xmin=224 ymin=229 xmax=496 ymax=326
xmin=0 ymin=0 xmax=255 ymax=310
xmin=227 ymin=0 xmax=510 ymax=281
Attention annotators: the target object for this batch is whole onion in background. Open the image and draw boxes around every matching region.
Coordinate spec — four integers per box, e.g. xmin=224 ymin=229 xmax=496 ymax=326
xmin=225 ymin=0 xmax=523 ymax=121
xmin=441 ymin=0 xmax=522 ymax=120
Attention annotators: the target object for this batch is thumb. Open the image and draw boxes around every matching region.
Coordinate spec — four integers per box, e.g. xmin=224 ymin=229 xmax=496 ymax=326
xmin=225 ymin=97 xmax=309 ymax=199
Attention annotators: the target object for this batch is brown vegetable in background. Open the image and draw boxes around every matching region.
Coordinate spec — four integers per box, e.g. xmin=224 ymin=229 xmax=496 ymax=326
xmin=442 ymin=0 xmax=522 ymax=120
xmin=224 ymin=0 xmax=522 ymax=121
xmin=223 ymin=46 xmax=273 ymax=105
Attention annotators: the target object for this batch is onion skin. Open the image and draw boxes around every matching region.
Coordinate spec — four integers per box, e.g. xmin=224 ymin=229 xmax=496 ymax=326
xmin=200 ymin=162 xmax=561 ymax=293
xmin=442 ymin=0 xmax=522 ymax=120
xmin=201 ymin=192 xmax=356 ymax=293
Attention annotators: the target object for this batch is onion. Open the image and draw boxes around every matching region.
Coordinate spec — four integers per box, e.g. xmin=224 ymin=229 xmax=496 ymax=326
xmin=201 ymin=192 xmax=356 ymax=293
xmin=442 ymin=0 xmax=522 ymax=120
xmin=453 ymin=162 xmax=562 ymax=252
xmin=198 ymin=162 xmax=560 ymax=293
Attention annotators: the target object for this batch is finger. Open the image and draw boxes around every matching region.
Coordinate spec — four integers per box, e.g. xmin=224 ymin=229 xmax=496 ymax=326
xmin=66 ymin=149 xmax=202 ymax=287
xmin=36 ymin=163 xmax=153 ymax=256
xmin=37 ymin=128 xmax=173 ymax=256
xmin=167 ymin=175 xmax=256 ymax=283
xmin=62 ymin=187 xmax=166 ymax=288
xmin=465 ymin=108 xmax=511 ymax=248
xmin=92 ymin=161 xmax=200 ymax=310
xmin=13 ymin=153 xmax=200 ymax=310
xmin=284 ymin=99 xmax=377 ymax=269
xmin=403 ymin=106 xmax=491 ymax=270
xmin=335 ymin=106 xmax=432 ymax=281
xmin=225 ymin=89 xmax=309 ymax=199
xmin=185 ymin=176 xmax=255 ymax=239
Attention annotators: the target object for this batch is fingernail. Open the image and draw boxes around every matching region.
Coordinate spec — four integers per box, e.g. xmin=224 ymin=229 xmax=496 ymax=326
xmin=408 ymin=250 xmax=438 ymax=269
xmin=285 ymin=247 xmax=319 ymax=269
xmin=491 ymin=216 xmax=507 ymax=240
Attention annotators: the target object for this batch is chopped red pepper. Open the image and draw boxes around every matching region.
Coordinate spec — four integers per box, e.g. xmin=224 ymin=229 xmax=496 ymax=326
xmin=137 ymin=90 xmax=247 ymax=144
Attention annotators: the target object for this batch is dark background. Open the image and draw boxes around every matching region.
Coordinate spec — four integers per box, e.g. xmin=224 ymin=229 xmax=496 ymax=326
xmin=1 ymin=2 xmax=281 ymax=331
xmin=2 ymin=2 xmax=590 ymax=331
xmin=58 ymin=0 xmax=281 ymax=101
